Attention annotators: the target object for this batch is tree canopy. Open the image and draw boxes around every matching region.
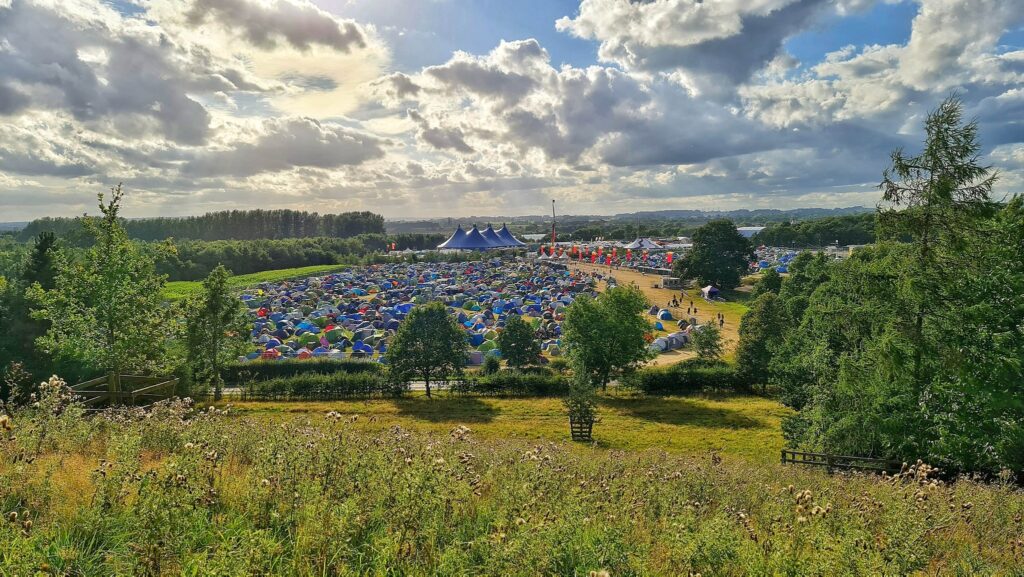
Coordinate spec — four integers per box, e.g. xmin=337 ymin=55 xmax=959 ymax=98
xmin=562 ymin=284 xmax=651 ymax=388
xmin=387 ymin=301 xmax=468 ymax=397
xmin=497 ymin=314 xmax=540 ymax=369
xmin=29 ymin=185 xmax=174 ymax=380
xmin=674 ymin=220 xmax=753 ymax=289
xmin=184 ymin=265 xmax=249 ymax=400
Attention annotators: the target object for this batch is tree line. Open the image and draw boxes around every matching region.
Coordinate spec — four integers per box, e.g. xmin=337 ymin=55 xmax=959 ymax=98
xmin=16 ymin=209 xmax=386 ymax=243
xmin=752 ymin=212 xmax=878 ymax=247
xmin=735 ymin=96 xmax=1023 ymax=475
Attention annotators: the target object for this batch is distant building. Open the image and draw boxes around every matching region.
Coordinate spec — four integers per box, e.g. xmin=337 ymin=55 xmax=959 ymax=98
xmin=737 ymin=226 xmax=766 ymax=238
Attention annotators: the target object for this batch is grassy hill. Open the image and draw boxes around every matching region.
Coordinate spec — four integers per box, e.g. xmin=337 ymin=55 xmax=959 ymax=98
xmin=162 ymin=264 xmax=348 ymax=301
xmin=2 ymin=393 xmax=1020 ymax=575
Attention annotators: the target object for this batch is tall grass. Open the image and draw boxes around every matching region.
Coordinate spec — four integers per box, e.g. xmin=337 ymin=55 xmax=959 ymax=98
xmin=1 ymin=381 xmax=1022 ymax=575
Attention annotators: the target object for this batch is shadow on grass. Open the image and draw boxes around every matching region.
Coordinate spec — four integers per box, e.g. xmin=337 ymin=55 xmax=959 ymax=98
xmin=392 ymin=396 xmax=499 ymax=423
xmin=598 ymin=396 xmax=765 ymax=429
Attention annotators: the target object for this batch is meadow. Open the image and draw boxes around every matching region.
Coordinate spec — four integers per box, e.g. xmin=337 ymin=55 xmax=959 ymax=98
xmin=1 ymin=382 xmax=1022 ymax=576
xmin=161 ymin=264 xmax=350 ymax=301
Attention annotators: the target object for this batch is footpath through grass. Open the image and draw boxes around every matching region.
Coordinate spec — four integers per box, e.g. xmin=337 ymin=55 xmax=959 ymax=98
xmin=226 ymin=392 xmax=790 ymax=462
xmin=162 ymin=264 xmax=348 ymax=301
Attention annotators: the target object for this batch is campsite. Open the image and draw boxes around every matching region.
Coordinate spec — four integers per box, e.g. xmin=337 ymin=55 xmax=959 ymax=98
xmin=2 ymin=0 xmax=1024 ymax=573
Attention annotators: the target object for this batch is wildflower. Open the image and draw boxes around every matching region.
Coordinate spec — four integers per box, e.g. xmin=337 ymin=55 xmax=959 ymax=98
xmin=261 ymin=479 xmax=271 ymax=487
xmin=6 ymin=511 xmax=16 ymax=522
xmin=0 ymin=414 xmax=10 ymax=431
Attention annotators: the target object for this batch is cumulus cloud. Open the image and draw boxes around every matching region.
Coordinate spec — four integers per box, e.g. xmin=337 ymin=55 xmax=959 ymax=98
xmin=184 ymin=117 xmax=388 ymax=177
xmin=185 ymin=0 xmax=367 ymax=53
xmin=557 ymin=0 xmax=831 ymax=96
xmin=742 ymin=0 xmax=1024 ymax=128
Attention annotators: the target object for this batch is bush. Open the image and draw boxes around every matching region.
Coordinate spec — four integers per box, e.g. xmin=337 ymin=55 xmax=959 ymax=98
xmin=222 ymin=358 xmax=382 ymax=385
xmin=241 ymin=371 xmax=404 ymax=401
xmin=453 ymin=370 xmax=568 ymax=396
xmin=623 ymin=359 xmax=740 ymax=395
xmin=480 ymin=355 xmax=501 ymax=375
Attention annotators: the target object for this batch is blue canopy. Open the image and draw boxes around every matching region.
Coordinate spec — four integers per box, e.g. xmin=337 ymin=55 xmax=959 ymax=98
xmin=496 ymin=224 xmax=526 ymax=247
xmin=437 ymin=225 xmax=469 ymax=249
xmin=482 ymin=225 xmax=509 ymax=247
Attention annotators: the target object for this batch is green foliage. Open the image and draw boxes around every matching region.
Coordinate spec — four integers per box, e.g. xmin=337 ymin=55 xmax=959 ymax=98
xmin=563 ymin=366 xmax=597 ymax=426
xmin=735 ymin=293 xmax=787 ymax=387
xmin=623 ymin=359 xmax=740 ymax=395
xmin=674 ymin=219 xmax=753 ymax=289
xmin=221 ymin=358 xmax=382 ymax=385
xmin=28 ymin=186 xmax=174 ymax=379
xmin=562 ymin=284 xmax=651 ymax=388
xmin=750 ymin=267 xmax=782 ymax=298
xmin=163 ymin=264 xmax=349 ymax=301
xmin=240 ymin=371 xmax=403 ymax=401
xmin=753 ymin=212 xmax=877 ymax=247
xmin=17 ymin=209 xmax=385 ymax=242
xmin=0 ymin=233 xmax=61 ymax=383
xmin=4 ymin=397 xmax=1021 ymax=575
xmin=184 ymin=265 xmax=249 ymax=400
xmin=454 ymin=370 xmax=568 ymax=396
xmin=497 ymin=314 xmax=539 ymax=368
xmin=770 ymin=98 xmax=1023 ymax=474
xmin=480 ymin=355 xmax=501 ymax=375
xmin=386 ymin=301 xmax=468 ymax=397
xmin=691 ymin=324 xmax=724 ymax=362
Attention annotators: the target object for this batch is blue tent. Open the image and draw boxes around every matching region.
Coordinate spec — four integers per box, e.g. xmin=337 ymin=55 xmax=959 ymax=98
xmin=482 ymin=225 xmax=509 ymax=247
xmin=437 ymin=225 xmax=469 ymax=249
xmin=496 ymin=224 xmax=526 ymax=247
xmin=460 ymin=226 xmax=493 ymax=250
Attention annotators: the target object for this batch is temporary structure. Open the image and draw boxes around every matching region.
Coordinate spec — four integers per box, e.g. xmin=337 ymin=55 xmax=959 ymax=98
xmin=496 ymin=224 xmax=527 ymax=247
xmin=482 ymin=225 xmax=508 ymax=247
xmin=622 ymin=238 xmax=661 ymax=250
xmin=437 ymin=225 xmax=469 ymax=249
xmin=701 ymin=285 xmax=720 ymax=299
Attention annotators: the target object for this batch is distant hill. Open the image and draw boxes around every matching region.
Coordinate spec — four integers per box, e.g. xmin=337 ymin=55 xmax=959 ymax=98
xmin=0 ymin=222 xmax=27 ymax=232
xmin=613 ymin=207 xmax=873 ymax=221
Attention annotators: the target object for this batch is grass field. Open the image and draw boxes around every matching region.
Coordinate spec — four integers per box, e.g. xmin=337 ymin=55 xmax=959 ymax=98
xmin=572 ymin=262 xmax=753 ymax=363
xmin=2 ymin=390 xmax=1022 ymax=575
xmin=162 ymin=264 xmax=349 ymax=301
xmin=227 ymin=392 xmax=789 ymax=462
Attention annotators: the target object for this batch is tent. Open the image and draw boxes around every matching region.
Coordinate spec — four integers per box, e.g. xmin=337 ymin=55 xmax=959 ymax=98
xmin=496 ymin=224 xmax=527 ymax=247
xmin=482 ymin=225 xmax=510 ymax=248
xmin=437 ymin=225 xmax=469 ymax=249
xmin=701 ymin=285 xmax=720 ymax=299
xmin=622 ymin=238 xmax=661 ymax=250
xmin=460 ymin=226 xmax=494 ymax=250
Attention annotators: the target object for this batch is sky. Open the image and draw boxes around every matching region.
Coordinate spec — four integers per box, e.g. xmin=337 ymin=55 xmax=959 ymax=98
xmin=0 ymin=0 xmax=1022 ymax=220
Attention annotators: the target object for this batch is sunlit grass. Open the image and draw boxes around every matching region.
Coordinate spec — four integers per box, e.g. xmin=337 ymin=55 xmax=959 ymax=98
xmin=224 ymin=392 xmax=790 ymax=462
xmin=162 ymin=264 xmax=349 ymax=301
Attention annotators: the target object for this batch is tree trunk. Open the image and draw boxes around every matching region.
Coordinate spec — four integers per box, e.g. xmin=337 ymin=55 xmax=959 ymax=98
xmin=424 ymin=376 xmax=431 ymax=398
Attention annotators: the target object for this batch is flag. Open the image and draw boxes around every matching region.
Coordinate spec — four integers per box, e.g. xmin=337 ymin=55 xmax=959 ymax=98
xmin=666 ymin=252 xmax=673 ymax=264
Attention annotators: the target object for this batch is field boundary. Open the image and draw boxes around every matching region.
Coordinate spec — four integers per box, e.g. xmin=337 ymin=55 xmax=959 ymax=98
xmin=781 ymin=449 xmax=903 ymax=474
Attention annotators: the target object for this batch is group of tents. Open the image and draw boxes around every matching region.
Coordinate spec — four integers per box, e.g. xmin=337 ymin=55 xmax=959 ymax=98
xmin=240 ymin=259 xmax=599 ymax=365
xmin=437 ymin=224 xmax=527 ymax=250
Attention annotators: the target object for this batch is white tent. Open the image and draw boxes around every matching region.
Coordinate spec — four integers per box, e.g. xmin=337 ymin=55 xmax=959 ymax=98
xmin=622 ymin=238 xmax=661 ymax=250
xmin=701 ymin=285 xmax=720 ymax=299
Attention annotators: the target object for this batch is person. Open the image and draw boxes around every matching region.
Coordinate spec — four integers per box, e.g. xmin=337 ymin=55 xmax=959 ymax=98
xmin=720 ymin=316 xmax=725 ymax=328
xmin=687 ymin=306 xmax=691 ymax=315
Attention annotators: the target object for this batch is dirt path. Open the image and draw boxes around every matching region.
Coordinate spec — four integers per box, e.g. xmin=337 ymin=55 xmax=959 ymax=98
xmin=570 ymin=262 xmax=749 ymax=365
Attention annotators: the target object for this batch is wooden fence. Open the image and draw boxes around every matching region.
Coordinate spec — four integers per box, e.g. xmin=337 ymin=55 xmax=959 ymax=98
xmin=71 ymin=374 xmax=179 ymax=410
xmin=781 ymin=449 xmax=904 ymax=474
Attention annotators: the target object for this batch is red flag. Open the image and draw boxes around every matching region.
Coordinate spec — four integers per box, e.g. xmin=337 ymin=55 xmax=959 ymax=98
xmin=666 ymin=252 xmax=673 ymax=264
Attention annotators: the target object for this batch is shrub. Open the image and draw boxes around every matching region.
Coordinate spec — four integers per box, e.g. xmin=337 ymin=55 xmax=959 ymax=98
xmin=241 ymin=371 xmax=404 ymax=401
xmin=480 ymin=355 xmax=501 ymax=376
xmin=623 ymin=359 xmax=739 ymax=395
xmin=453 ymin=370 xmax=568 ymax=396
xmin=222 ymin=358 xmax=381 ymax=385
